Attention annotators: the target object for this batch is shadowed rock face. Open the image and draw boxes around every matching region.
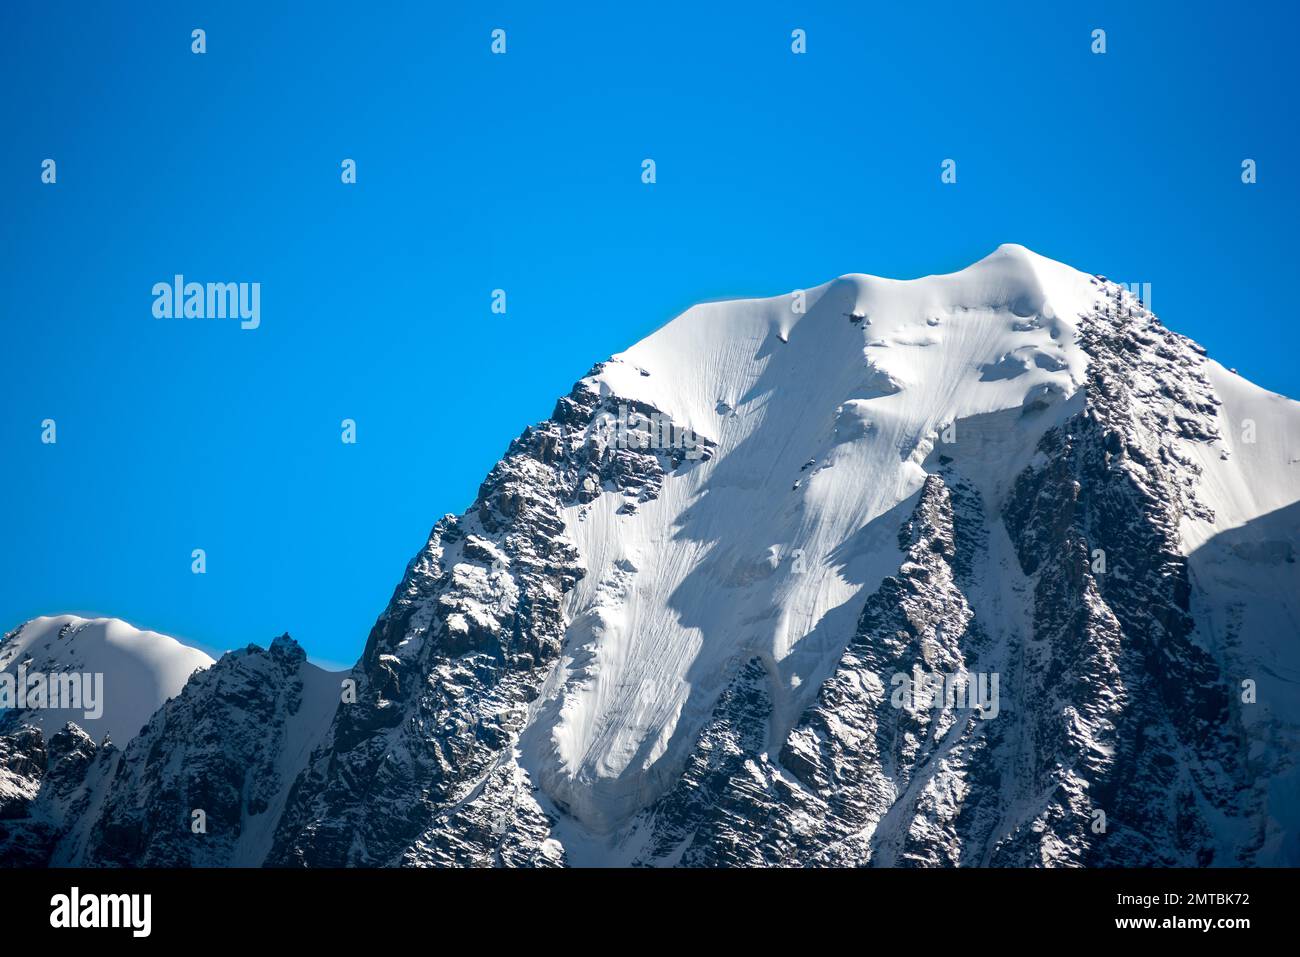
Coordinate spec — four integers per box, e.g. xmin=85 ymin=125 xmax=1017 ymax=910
xmin=82 ymin=636 xmax=337 ymax=867
xmin=1 ymin=636 xmax=337 ymax=867
xmin=0 ymin=723 xmax=112 ymax=866
xmin=3 ymin=276 xmax=1295 ymax=868
xmin=991 ymin=295 xmax=1238 ymax=867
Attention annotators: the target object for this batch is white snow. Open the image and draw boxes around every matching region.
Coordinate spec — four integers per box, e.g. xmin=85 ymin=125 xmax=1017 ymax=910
xmin=523 ymin=245 xmax=1106 ymax=832
xmin=1182 ymin=360 xmax=1300 ymax=548
xmin=1181 ymin=363 xmax=1300 ymax=865
xmin=0 ymin=615 xmax=214 ymax=746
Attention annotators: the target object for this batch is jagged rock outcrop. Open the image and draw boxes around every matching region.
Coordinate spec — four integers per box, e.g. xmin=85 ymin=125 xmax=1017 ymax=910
xmin=268 ymin=376 xmax=711 ymax=866
xmin=990 ymin=284 xmax=1242 ymax=866
xmin=0 ymin=635 xmax=337 ymax=866
xmin=0 ymin=723 xmax=116 ymax=866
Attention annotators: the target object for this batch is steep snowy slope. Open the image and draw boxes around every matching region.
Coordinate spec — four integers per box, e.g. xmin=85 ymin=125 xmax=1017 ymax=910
xmin=1182 ymin=365 xmax=1300 ymax=863
xmin=0 ymin=616 xmax=213 ymax=745
xmin=525 ymin=245 xmax=1104 ymax=830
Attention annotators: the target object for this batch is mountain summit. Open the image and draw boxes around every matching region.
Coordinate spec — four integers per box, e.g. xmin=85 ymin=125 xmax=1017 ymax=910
xmin=0 ymin=616 xmax=213 ymax=746
xmin=5 ymin=247 xmax=1299 ymax=867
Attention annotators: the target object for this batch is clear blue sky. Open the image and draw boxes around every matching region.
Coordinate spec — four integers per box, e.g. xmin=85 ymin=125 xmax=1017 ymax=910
xmin=2 ymin=1 xmax=1296 ymax=666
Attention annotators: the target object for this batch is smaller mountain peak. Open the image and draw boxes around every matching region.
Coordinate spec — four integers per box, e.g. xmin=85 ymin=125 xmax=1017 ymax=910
xmin=988 ymin=241 xmax=1037 ymax=259
xmin=0 ymin=615 xmax=214 ymax=748
xmin=268 ymin=633 xmax=306 ymax=662
xmin=966 ymin=242 xmax=1056 ymax=275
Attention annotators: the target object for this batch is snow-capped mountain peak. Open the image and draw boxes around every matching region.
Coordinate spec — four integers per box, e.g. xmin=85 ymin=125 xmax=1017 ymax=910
xmin=268 ymin=245 xmax=1300 ymax=867
xmin=529 ymin=245 xmax=1110 ymax=831
xmin=0 ymin=616 xmax=213 ymax=746
xmin=6 ymin=246 xmax=1298 ymax=868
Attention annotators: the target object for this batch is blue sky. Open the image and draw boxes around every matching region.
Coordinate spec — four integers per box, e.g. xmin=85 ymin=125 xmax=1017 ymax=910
xmin=2 ymin=1 xmax=1296 ymax=665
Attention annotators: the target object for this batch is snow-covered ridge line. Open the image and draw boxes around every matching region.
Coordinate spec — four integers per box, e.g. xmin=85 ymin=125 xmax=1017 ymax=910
xmin=0 ymin=615 xmax=214 ymax=747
